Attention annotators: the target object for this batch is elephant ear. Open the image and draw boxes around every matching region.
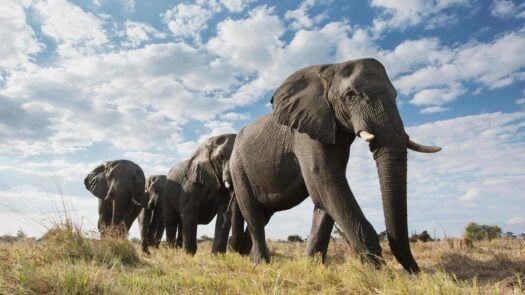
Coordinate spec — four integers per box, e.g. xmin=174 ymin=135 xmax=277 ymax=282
xmin=271 ymin=66 xmax=336 ymax=144
xmin=84 ymin=163 xmax=109 ymax=199
xmin=186 ymin=143 xmax=222 ymax=190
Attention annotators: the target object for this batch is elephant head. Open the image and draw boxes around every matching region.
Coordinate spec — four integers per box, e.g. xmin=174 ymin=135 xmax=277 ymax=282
xmin=271 ymin=58 xmax=440 ymax=273
xmin=185 ymin=133 xmax=237 ymax=190
xmin=84 ymin=163 xmax=109 ymax=199
xmin=84 ymin=160 xmax=146 ymax=237
xmin=85 ymin=160 xmax=146 ymax=206
xmin=145 ymin=175 xmax=167 ymax=210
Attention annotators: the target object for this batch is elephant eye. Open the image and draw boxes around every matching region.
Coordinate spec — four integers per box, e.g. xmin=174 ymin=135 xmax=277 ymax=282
xmin=344 ymin=89 xmax=357 ymax=100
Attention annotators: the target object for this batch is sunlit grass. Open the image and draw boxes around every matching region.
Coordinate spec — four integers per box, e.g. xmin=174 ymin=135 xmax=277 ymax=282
xmin=0 ymin=224 xmax=523 ymax=294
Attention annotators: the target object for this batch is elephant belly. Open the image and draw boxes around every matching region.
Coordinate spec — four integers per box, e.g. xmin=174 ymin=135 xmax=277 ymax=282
xmin=237 ymin=115 xmax=309 ymax=211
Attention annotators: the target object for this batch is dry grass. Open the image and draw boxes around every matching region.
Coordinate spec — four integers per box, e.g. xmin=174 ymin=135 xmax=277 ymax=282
xmin=0 ymin=225 xmax=523 ymax=294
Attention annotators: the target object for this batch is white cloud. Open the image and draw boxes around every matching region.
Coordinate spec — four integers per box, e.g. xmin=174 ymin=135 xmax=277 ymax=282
xmin=121 ymin=21 xmax=165 ymax=48
xmin=410 ymin=84 xmax=465 ymax=106
xmin=490 ymin=0 xmax=525 ymax=19
xmin=0 ymin=185 xmax=97 ymax=237
xmin=285 ymin=0 xmax=327 ymax=30
xmin=393 ymin=28 xmax=525 ymax=110
xmin=0 ymin=159 xmax=93 ymax=182
xmin=508 ymin=216 xmax=525 ymax=225
xmin=371 ymin=0 xmax=472 ymax=32
xmin=219 ymin=112 xmax=250 ymax=121
xmin=207 ymin=6 xmax=285 ymax=72
xmin=0 ymin=41 xmax=241 ymax=156
xmin=0 ymin=0 xmax=43 ymax=70
xmin=459 ymin=188 xmax=480 ymax=202
xmin=162 ymin=3 xmax=213 ymax=42
xmin=420 ymin=106 xmax=450 ymax=114
xmin=33 ymin=0 xmax=108 ymax=56
xmin=124 ymin=0 xmax=135 ymax=12
xmin=197 ymin=120 xmax=237 ymax=143
xmin=379 ymin=38 xmax=451 ymax=77
xmin=219 ymin=0 xmax=254 ymax=12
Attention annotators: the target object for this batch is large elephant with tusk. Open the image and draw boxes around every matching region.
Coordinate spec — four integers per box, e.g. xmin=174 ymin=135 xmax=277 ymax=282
xmin=84 ymin=159 xmax=146 ymax=238
xmin=229 ymin=58 xmax=441 ymax=273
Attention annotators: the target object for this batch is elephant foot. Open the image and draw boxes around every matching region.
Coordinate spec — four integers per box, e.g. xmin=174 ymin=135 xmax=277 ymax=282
xmin=251 ymin=250 xmax=270 ymax=264
xmin=359 ymin=252 xmax=384 ymax=270
xmin=141 ymin=245 xmax=151 ymax=255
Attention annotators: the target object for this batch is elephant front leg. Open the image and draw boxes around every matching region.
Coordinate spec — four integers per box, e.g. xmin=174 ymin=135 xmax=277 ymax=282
xmin=111 ymin=200 xmax=128 ymax=238
xmin=211 ymin=204 xmax=231 ymax=254
xmin=139 ymin=208 xmax=152 ymax=253
xmin=150 ymin=209 xmax=164 ymax=248
xmin=306 ymin=206 xmax=334 ymax=263
xmin=175 ymin=222 xmax=183 ymax=248
xmin=182 ymin=215 xmax=198 ymax=255
xmin=164 ymin=206 xmax=180 ymax=248
xmin=229 ymin=198 xmax=252 ymax=255
xmin=98 ymin=199 xmax=112 ymax=238
xmin=297 ymin=144 xmax=382 ymax=267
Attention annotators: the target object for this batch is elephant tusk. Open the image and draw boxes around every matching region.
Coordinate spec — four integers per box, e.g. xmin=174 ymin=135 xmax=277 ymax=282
xmin=131 ymin=197 xmax=142 ymax=206
xmin=224 ymin=181 xmax=231 ymax=189
xmin=407 ymin=139 xmax=442 ymax=153
xmin=358 ymin=130 xmax=375 ymax=142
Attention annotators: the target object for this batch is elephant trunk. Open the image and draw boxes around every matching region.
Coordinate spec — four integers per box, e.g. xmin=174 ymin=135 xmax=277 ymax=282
xmin=374 ymin=146 xmax=419 ymax=273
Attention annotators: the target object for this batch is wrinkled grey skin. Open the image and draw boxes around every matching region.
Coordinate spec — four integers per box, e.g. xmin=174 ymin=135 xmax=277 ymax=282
xmin=138 ymin=175 xmax=183 ymax=253
xmin=84 ymin=160 xmax=146 ymax=238
xmin=163 ymin=134 xmax=236 ymax=255
xmin=230 ymin=59 xmax=440 ymax=273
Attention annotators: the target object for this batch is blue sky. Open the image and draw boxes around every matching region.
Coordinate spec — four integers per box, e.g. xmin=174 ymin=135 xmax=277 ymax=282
xmin=1 ymin=0 xmax=524 ymax=239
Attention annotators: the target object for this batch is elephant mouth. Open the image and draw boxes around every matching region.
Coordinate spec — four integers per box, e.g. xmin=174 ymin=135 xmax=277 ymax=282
xmin=358 ymin=130 xmax=441 ymax=154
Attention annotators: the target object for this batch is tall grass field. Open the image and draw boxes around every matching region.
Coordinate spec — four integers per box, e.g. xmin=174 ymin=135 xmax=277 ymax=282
xmin=0 ymin=223 xmax=523 ymax=294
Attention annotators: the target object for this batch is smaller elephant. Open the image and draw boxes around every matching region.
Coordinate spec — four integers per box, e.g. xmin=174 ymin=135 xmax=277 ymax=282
xmin=84 ymin=159 xmax=146 ymax=238
xmin=138 ymin=175 xmax=183 ymax=253
xmin=163 ymin=134 xmax=236 ymax=255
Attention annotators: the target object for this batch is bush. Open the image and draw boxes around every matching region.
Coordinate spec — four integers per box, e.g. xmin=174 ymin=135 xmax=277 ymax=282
xmin=287 ymin=235 xmax=304 ymax=242
xmin=465 ymin=223 xmax=502 ymax=241
xmin=40 ymin=223 xmax=140 ymax=267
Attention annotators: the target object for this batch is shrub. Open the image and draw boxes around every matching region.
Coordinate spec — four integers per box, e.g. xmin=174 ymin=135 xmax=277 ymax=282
xmin=287 ymin=235 xmax=304 ymax=242
xmin=465 ymin=223 xmax=502 ymax=241
xmin=40 ymin=222 xmax=140 ymax=267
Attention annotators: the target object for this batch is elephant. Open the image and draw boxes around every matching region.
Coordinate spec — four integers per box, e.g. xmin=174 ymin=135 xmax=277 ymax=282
xmin=84 ymin=159 xmax=146 ymax=238
xmin=229 ymin=58 xmax=441 ymax=273
xmin=163 ymin=133 xmax=237 ymax=255
xmin=138 ymin=175 xmax=183 ymax=253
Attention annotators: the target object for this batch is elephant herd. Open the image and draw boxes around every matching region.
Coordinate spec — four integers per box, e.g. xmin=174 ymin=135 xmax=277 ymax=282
xmin=84 ymin=58 xmax=441 ymax=273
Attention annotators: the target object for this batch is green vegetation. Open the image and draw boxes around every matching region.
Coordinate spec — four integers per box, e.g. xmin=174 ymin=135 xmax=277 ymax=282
xmin=410 ymin=230 xmax=434 ymax=243
xmin=465 ymin=223 xmax=503 ymax=241
xmin=287 ymin=235 xmax=304 ymax=243
xmin=1 ymin=223 xmax=524 ymax=294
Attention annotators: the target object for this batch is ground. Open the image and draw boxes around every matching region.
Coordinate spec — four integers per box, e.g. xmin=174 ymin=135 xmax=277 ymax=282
xmin=0 ymin=225 xmax=523 ymax=294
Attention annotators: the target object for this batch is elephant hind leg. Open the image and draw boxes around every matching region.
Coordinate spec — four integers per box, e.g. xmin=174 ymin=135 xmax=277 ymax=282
xmin=175 ymin=222 xmax=183 ymax=248
xmin=231 ymin=168 xmax=270 ymax=264
xmin=306 ymin=206 xmax=334 ymax=263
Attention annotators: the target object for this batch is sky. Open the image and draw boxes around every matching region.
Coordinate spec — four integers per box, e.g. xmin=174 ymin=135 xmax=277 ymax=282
xmin=0 ymin=0 xmax=524 ymax=240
